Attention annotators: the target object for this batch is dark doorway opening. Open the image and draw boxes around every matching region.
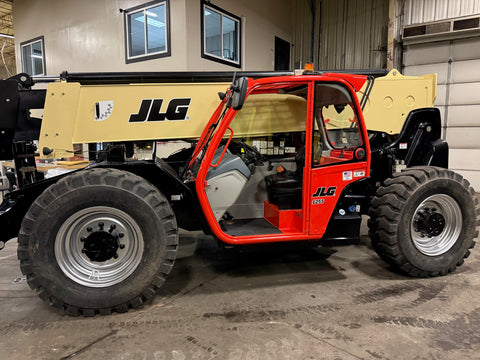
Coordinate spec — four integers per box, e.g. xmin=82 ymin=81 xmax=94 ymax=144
xmin=274 ymin=36 xmax=290 ymax=71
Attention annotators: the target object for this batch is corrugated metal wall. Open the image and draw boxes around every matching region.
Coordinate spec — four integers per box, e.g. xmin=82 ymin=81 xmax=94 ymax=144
xmin=292 ymin=0 xmax=316 ymax=68
xmin=403 ymin=0 xmax=480 ymax=189
xmin=404 ymin=0 xmax=480 ymax=25
xmin=293 ymin=0 xmax=388 ymax=70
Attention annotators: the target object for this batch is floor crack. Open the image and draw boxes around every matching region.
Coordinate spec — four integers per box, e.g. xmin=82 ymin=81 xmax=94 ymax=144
xmin=59 ymin=329 xmax=118 ymax=360
xmin=268 ymin=321 xmax=365 ymax=360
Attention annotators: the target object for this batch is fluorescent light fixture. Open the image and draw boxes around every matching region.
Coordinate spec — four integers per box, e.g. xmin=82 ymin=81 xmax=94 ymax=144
xmin=134 ymin=16 xmax=165 ymax=28
xmin=145 ymin=10 xmax=158 ymax=17
xmin=0 ymin=33 xmax=14 ymax=39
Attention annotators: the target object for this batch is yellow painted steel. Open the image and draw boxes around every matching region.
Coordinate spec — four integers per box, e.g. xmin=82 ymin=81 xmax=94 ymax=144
xmin=231 ymin=94 xmax=307 ymax=136
xmin=40 ymin=82 xmax=81 ymax=159
xmin=360 ymin=69 xmax=437 ymax=134
xmin=39 ymin=82 xmax=230 ymax=158
xmin=39 ymin=69 xmax=436 ymax=159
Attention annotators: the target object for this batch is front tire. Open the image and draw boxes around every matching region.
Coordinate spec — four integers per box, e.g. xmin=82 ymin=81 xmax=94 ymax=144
xmin=18 ymin=168 xmax=178 ymax=316
xmin=368 ymin=166 xmax=479 ymax=277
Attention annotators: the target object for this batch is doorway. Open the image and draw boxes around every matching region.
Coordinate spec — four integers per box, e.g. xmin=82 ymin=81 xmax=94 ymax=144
xmin=275 ymin=36 xmax=290 ymax=71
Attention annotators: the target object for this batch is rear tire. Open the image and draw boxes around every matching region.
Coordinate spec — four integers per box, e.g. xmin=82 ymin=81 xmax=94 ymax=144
xmin=18 ymin=168 xmax=178 ymax=315
xmin=368 ymin=166 xmax=479 ymax=277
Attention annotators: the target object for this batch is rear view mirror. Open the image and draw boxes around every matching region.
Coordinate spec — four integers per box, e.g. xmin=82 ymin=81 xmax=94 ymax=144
xmin=231 ymin=76 xmax=248 ymax=111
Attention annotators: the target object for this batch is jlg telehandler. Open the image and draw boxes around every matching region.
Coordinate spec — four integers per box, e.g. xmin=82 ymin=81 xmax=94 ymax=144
xmin=0 ymin=69 xmax=478 ymax=316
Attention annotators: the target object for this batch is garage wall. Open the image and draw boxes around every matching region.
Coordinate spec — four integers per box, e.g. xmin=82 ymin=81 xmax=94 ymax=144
xmin=404 ymin=0 xmax=480 ymax=25
xmin=404 ymin=37 xmax=480 ymax=189
xmin=292 ymin=0 xmax=388 ymax=70
xmin=13 ymin=0 xmax=293 ymax=74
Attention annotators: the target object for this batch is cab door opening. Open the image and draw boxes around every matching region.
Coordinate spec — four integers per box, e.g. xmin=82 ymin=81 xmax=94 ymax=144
xmin=202 ymin=82 xmax=311 ymax=238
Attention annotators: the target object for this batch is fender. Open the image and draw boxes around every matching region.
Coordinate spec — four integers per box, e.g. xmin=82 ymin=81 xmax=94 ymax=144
xmin=370 ymin=108 xmax=448 ymax=183
xmin=0 ymin=171 xmax=76 ymax=246
xmin=388 ymin=107 xmax=447 ymax=168
xmin=0 ymin=159 xmax=205 ymax=247
xmin=92 ymin=159 xmax=206 ymax=232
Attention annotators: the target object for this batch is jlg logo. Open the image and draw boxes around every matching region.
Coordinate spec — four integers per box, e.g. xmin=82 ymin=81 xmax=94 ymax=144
xmin=312 ymin=186 xmax=337 ymax=205
xmin=312 ymin=186 xmax=337 ymax=198
xmin=129 ymin=98 xmax=192 ymax=122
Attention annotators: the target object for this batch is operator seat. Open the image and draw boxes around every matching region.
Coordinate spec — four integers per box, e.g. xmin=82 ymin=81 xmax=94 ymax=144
xmin=265 ymin=148 xmax=304 ymax=210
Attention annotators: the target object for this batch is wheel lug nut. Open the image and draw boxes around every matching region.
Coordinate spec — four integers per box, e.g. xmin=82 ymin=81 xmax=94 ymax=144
xmin=113 ymin=253 xmax=119 ymax=259
xmin=119 ymin=233 xmax=124 ymax=238
xmin=81 ymin=249 xmax=86 ymax=253
xmin=80 ymin=237 xmax=86 ymax=242
xmin=109 ymin=225 xmax=116 ymax=233
xmin=119 ymin=244 xmax=125 ymax=249
xmin=99 ymin=222 xmax=104 ymax=228
xmin=87 ymin=227 xmax=92 ymax=232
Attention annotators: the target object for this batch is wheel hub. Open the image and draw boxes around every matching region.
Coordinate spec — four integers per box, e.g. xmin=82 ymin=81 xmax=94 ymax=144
xmin=82 ymin=231 xmax=119 ymax=262
xmin=55 ymin=206 xmax=143 ymax=287
xmin=410 ymin=194 xmax=462 ymax=257
xmin=413 ymin=208 xmax=446 ymax=237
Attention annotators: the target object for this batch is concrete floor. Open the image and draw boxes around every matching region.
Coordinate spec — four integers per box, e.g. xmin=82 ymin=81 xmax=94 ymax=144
xmin=1 ymin=223 xmax=480 ymax=360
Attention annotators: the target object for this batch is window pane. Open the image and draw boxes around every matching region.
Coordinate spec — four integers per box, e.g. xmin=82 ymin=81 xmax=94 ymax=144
xmin=312 ymin=84 xmax=362 ymax=167
xmin=222 ymin=16 xmax=238 ymax=62
xmin=128 ymin=11 xmax=146 ymax=56
xmin=205 ymin=9 xmax=221 ymax=57
xmin=32 ymin=41 xmax=42 ymax=56
xmin=33 ymin=57 xmax=43 ymax=75
xmin=146 ymin=5 xmax=166 ymax=54
xmin=31 ymin=41 xmax=44 ymax=75
xmin=22 ymin=44 xmax=33 ymax=74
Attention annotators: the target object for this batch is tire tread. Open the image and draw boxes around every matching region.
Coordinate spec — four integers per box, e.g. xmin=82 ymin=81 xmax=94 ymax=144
xmin=18 ymin=168 xmax=179 ymax=316
xmin=368 ymin=166 xmax=479 ymax=277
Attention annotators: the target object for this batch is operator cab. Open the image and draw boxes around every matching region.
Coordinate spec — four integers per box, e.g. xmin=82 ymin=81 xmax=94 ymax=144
xmin=187 ymin=75 xmax=369 ymax=242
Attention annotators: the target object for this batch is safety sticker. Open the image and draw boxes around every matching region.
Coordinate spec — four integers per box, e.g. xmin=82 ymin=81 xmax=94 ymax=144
xmin=399 ymin=143 xmax=408 ymax=150
xmin=342 ymin=171 xmax=353 ymax=181
xmin=354 ymin=170 xmax=365 ymax=177
xmin=95 ymin=100 xmax=113 ymax=121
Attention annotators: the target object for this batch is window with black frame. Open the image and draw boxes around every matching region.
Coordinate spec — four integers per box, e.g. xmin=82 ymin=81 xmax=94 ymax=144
xmin=202 ymin=2 xmax=241 ymax=68
xmin=124 ymin=0 xmax=170 ymax=63
xmin=21 ymin=36 xmax=45 ymax=76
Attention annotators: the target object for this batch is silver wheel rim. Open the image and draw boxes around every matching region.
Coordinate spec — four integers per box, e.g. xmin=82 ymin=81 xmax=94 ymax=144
xmin=55 ymin=206 xmax=144 ymax=287
xmin=410 ymin=194 xmax=462 ymax=256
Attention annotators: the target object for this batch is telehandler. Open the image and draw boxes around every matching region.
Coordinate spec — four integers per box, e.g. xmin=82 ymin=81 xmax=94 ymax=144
xmin=0 ymin=68 xmax=477 ymax=316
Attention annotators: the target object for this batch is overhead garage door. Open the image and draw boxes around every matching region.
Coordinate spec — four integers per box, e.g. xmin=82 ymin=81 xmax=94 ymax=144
xmin=404 ymin=36 xmax=480 ymax=190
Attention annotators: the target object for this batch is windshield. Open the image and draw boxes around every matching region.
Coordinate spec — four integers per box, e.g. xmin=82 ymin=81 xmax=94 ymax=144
xmin=185 ymin=94 xmax=231 ymax=175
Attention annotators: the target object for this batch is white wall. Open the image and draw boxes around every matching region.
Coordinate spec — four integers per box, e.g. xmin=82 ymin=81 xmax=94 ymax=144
xmin=13 ymin=0 xmax=294 ymax=75
xmin=185 ymin=0 xmax=293 ymax=71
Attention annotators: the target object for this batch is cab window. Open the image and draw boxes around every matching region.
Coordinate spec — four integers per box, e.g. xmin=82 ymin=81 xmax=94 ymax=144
xmin=312 ymin=83 xmax=363 ymax=166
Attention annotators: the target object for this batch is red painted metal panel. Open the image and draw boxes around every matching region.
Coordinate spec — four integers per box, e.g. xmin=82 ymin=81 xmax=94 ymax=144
xmin=194 ymin=73 xmax=370 ymax=245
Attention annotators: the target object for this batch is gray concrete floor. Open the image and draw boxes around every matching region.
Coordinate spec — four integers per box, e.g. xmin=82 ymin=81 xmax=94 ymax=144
xmin=1 ymin=223 xmax=480 ymax=360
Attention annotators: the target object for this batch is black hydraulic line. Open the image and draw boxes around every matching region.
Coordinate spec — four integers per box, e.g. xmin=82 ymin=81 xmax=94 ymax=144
xmin=59 ymin=71 xmax=294 ymax=84
xmin=30 ymin=69 xmax=390 ymax=85
xmin=360 ymin=76 xmax=375 ymax=111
